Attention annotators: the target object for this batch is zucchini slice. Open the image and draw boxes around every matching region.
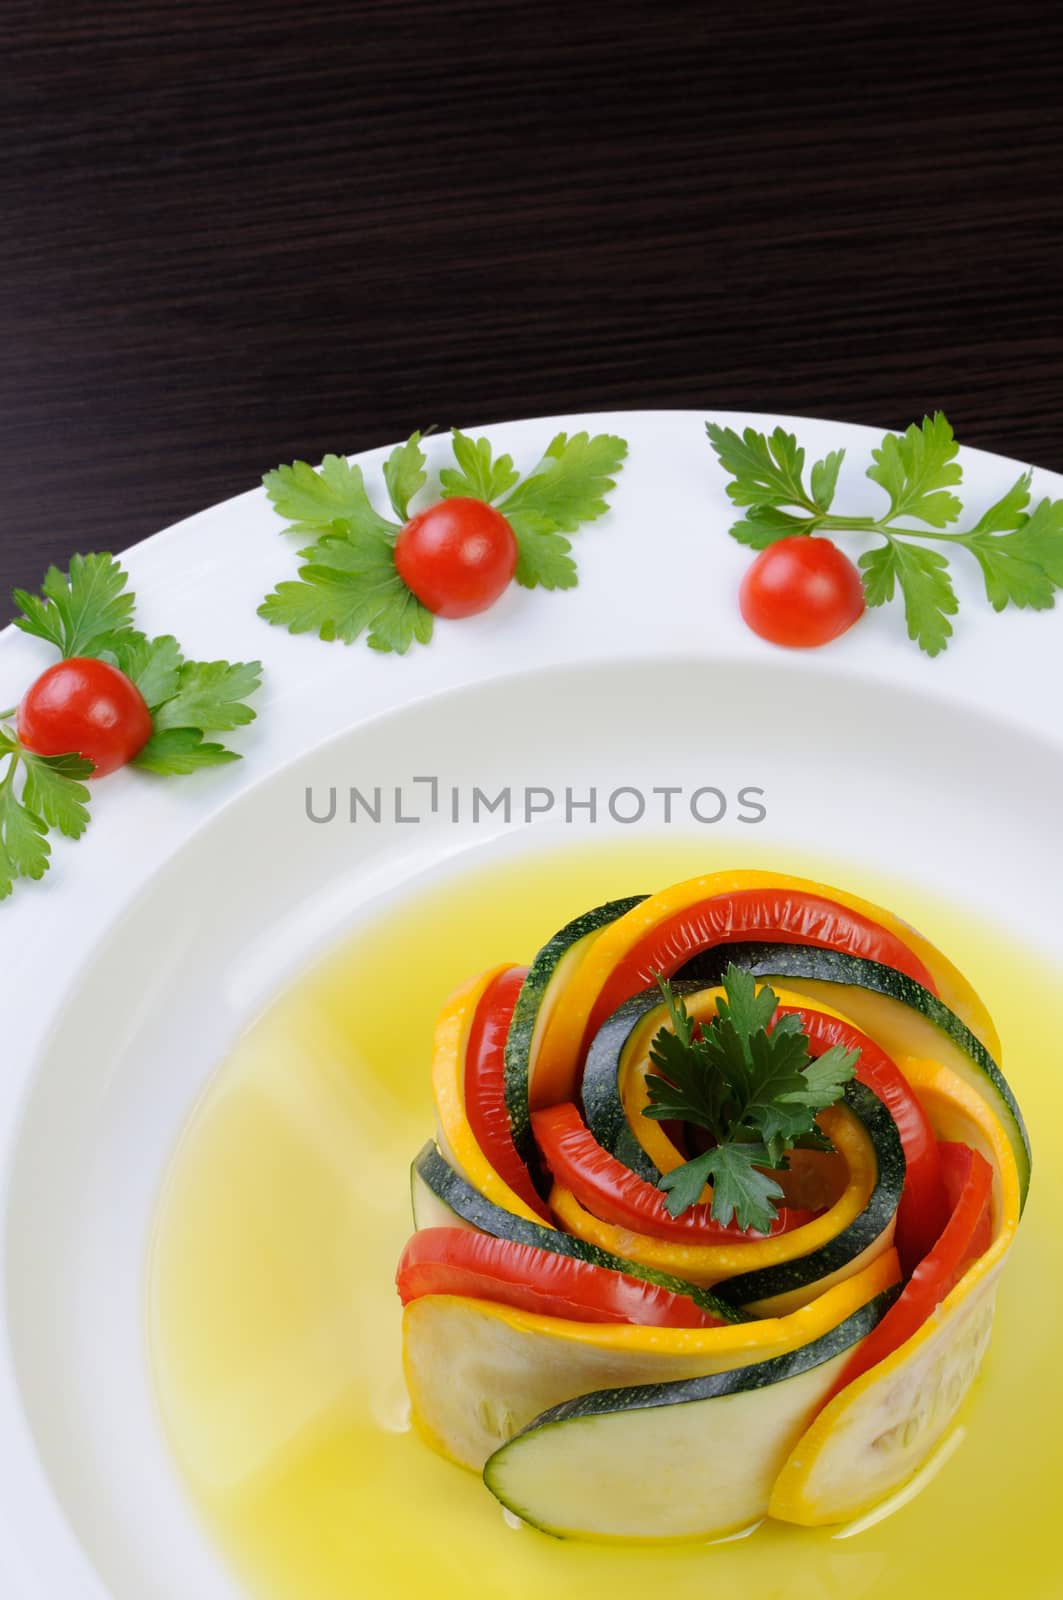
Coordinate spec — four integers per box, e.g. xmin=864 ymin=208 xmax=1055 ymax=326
xmin=402 ymin=1249 xmax=901 ymax=1471
xmin=580 ymin=980 xmax=709 ymax=1183
xmin=677 ymin=942 xmax=1031 ymax=1207
xmin=410 ymin=1143 xmax=745 ymax=1324
xmin=483 ymin=1284 xmax=899 ymax=1540
xmin=503 ymin=896 xmax=645 ymax=1174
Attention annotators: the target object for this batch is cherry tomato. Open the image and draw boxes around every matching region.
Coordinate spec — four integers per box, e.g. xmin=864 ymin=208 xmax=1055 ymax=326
xmin=463 ymin=965 xmax=552 ymax=1220
xmin=394 ymin=497 xmax=518 ymax=618
xmin=789 ymin=1007 xmax=951 ymax=1274
xmin=827 ymin=1140 xmax=993 ymax=1398
xmin=740 ymin=536 xmax=865 ymax=648
xmin=17 ymin=658 xmax=152 ymax=777
xmin=531 ymin=1103 xmax=819 ymax=1242
xmin=395 ymin=1227 xmax=724 ymax=1327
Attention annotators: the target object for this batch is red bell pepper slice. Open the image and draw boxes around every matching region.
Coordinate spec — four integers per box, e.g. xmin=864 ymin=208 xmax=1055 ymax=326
xmin=828 ymin=1140 xmax=994 ymax=1398
xmin=587 ymin=889 xmax=938 ymax=1046
xmin=463 ymin=965 xmax=551 ymax=1220
xmin=791 ymin=1006 xmax=951 ymax=1274
xmin=395 ymin=1227 xmax=724 ymax=1328
xmin=531 ymin=1102 xmax=820 ymax=1241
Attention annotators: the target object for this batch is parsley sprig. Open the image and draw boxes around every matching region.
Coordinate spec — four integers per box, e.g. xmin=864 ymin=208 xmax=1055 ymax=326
xmin=1 ymin=555 xmax=262 ymax=899
xmin=707 ymin=413 xmax=1063 ymax=656
xmin=0 ymin=732 xmax=93 ymax=899
xmin=258 ymin=428 xmax=628 ymax=653
xmin=643 ymin=967 xmax=858 ymax=1232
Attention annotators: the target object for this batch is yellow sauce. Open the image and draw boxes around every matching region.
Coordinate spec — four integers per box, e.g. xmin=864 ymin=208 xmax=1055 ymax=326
xmin=149 ymin=841 xmax=1062 ymax=1600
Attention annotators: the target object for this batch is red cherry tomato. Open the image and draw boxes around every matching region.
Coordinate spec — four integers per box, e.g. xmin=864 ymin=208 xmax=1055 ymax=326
xmin=395 ymin=1227 xmax=724 ymax=1327
xmin=394 ymin=497 xmax=518 ymax=619
xmin=740 ymin=536 xmax=865 ymax=648
xmin=17 ymin=658 xmax=152 ymax=777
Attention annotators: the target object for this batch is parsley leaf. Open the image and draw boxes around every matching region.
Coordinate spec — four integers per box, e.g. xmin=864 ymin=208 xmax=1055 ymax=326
xmin=19 ymin=750 xmax=94 ymax=838
xmin=708 ymin=409 xmax=1063 ymax=654
xmin=967 ymin=492 xmax=1063 ymax=611
xmin=383 ymin=432 xmax=428 ymax=521
xmin=508 ymin=516 xmax=578 ymax=590
xmin=642 ymin=966 xmax=858 ymax=1230
xmin=0 ymin=782 xmax=50 ymax=896
xmin=866 ymin=413 xmax=963 ymax=527
xmin=105 ymin=632 xmax=184 ymax=709
xmin=705 ymin=425 xmax=850 ymax=546
xmin=439 ymin=431 xmax=521 ymax=504
xmin=0 ymin=736 xmax=95 ymax=899
xmin=131 ymin=729 xmax=240 ymax=775
xmin=796 ymin=1044 xmax=863 ymax=1106
xmin=713 ymin=962 xmax=777 ymax=1040
xmin=1014 ymin=497 xmax=1063 ymax=584
xmin=495 ymin=432 xmax=627 ymax=590
xmin=859 ymin=541 xmax=958 ymax=656
xmin=727 ymin=506 xmax=816 ymax=551
xmin=966 ymin=472 xmax=1032 ymax=536
xmin=810 ymin=449 xmax=845 ymax=512
xmin=705 ymin=424 xmax=816 ymax=512
xmin=259 ymin=529 xmax=434 ymax=653
xmin=12 ymin=554 xmax=135 ymax=658
xmin=645 ymin=1040 xmax=727 ymax=1137
xmin=152 ymin=660 xmax=263 ymax=732
xmin=499 ymin=432 xmax=629 ymax=533
xmin=264 ymin=455 xmax=396 ymax=540
xmin=439 ymin=429 xmax=627 ymax=589
xmin=660 ymin=1143 xmax=786 ymax=1235
xmin=103 ymin=635 xmax=262 ymax=761
xmin=653 ymin=1148 xmax=716 ymax=1216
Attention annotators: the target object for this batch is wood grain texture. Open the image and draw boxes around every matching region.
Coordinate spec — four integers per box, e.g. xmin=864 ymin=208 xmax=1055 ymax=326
xmin=1 ymin=0 xmax=1061 ymax=613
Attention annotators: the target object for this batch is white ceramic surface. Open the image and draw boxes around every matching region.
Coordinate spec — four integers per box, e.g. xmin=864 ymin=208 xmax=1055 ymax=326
xmin=0 ymin=411 xmax=1060 ymax=1598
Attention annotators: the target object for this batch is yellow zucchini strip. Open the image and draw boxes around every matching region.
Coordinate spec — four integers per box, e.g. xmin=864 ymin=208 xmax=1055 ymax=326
xmin=403 ymin=1247 xmax=901 ymax=1472
xmin=900 ymin=1053 xmax=1021 ymax=1234
xmin=531 ymin=870 xmax=1000 ymax=1111
xmin=769 ymin=1056 xmax=1020 ymax=1526
xmin=431 ymin=964 xmax=552 ymax=1228
xmin=549 ymin=1101 xmax=877 ymax=1288
xmin=615 ymin=984 xmax=725 ymax=1179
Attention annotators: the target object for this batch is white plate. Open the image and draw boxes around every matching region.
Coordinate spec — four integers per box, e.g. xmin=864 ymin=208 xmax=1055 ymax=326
xmin=0 ymin=411 xmax=1060 ymax=1598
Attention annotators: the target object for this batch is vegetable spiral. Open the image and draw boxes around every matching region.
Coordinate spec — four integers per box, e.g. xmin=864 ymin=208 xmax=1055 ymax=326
xmin=396 ymin=871 xmax=1028 ymax=1539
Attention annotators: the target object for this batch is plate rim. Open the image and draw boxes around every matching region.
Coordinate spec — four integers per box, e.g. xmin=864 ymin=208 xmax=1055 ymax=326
xmin=0 ymin=405 xmax=1061 ymax=1598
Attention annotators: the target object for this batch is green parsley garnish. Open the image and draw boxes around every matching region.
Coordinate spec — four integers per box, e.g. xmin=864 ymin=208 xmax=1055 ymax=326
xmin=258 ymin=427 xmax=628 ymax=652
xmin=0 ymin=733 xmax=93 ymax=899
xmin=706 ymin=412 xmax=1063 ymax=656
xmin=1 ymin=555 xmax=262 ymax=900
xmin=643 ymin=966 xmax=858 ymax=1232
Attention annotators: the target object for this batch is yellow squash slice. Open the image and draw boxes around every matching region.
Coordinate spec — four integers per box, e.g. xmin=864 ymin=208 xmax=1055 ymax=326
xmin=769 ymin=1055 xmax=1021 ymax=1525
xmin=548 ymin=1100 xmax=879 ymax=1290
xmin=530 ymin=870 xmax=1001 ymax=1109
xmin=404 ymin=1248 xmax=900 ymax=1471
xmin=431 ymin=964 xmax=551 ymax=1228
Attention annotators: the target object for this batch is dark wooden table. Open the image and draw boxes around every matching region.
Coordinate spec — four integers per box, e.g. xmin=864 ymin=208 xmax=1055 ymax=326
xmin=3 ymin=0 xmax=1061 ymax=612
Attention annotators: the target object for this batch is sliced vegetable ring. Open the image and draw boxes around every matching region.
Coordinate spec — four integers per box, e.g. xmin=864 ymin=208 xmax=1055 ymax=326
xmin=396 ymin=871 xmax=1030 ymax=1541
